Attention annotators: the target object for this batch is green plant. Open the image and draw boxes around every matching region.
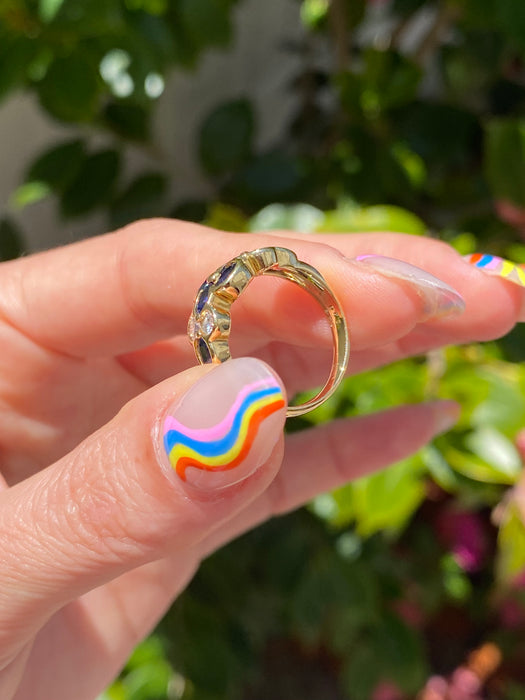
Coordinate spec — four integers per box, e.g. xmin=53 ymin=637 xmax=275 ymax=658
xmin=4 ymin=0 xmax=525 ymax=698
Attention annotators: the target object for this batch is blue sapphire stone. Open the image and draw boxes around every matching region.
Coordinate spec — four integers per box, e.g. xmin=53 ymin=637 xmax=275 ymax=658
xmin=217 ymin=261 xmax=237 ymax=286
xmin=197 ymin=337 xmax=212 ymax=363
xmin=195 ymin=282 xmax=210 ymax=313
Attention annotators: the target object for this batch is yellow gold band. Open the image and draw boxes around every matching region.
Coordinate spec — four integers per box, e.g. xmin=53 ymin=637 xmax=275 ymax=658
xmin=188 ymin=246 xmax=350 ymax=417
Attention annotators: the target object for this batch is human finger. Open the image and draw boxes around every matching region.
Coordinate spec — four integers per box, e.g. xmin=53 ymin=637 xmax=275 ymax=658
xmin=0 ymin=358 xmax=286 ymax=674
xmin=198 ymin=400 xmax=460 ymax=558
xmin=0 ymin=220 xmax=466 ymax=359
xmin=10 ymin=399 xmax=459 ymax=700
xmin=270 ymin=229 xmax=525 ymax=326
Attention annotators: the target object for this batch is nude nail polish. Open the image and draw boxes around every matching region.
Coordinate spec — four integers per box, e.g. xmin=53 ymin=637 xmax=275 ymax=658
xmin=355 ymin=254 xmax=466 ymax=320
xmin=160 ymin=358 xmax=286 ymax=491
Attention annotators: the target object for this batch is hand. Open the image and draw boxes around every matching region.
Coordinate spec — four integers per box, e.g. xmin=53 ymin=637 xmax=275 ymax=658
xmin=0 ymin=220 xmax=522 ymax=700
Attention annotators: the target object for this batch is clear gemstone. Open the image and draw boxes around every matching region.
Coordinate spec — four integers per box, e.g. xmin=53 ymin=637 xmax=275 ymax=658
xmin=187 ymin=315 xmax=199 ymax=342
xmin=200 ymin=309 xmax=215 ymax=336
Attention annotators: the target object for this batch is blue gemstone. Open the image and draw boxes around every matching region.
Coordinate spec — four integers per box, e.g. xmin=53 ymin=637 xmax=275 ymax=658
xmin=217 ymin=261 xmax=237 ymax=285
xmin=197 ymin=337 xmax=212 ymax=363
xmin=195 ymin=282 xmax=210 ymax=313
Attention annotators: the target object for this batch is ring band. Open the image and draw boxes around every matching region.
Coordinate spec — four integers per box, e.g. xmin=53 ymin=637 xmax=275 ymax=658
xmin=187 ymin=246 xmax=350 ymax=417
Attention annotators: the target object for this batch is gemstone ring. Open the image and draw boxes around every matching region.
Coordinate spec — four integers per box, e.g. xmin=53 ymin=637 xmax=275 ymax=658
xmin=187 ymin=246 xmax=350 ymax=417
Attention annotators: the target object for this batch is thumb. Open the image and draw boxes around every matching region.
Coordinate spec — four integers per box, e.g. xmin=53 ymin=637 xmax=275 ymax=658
xmin=0 ymin=357 xmax=286 ymax=655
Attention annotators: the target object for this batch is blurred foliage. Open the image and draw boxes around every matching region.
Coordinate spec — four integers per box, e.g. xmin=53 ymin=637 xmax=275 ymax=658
xmin=4 ymin=0 xmax=525 ymax=698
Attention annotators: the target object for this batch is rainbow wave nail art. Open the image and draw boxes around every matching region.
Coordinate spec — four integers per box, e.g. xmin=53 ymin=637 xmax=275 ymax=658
xmin=163 ymin=378 xmax=285 ymax=481
xmin=464 ymin=253 xmax=525 ymax=287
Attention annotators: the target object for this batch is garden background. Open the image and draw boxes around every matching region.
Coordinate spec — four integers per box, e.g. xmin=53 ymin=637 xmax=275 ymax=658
xmin=3 ymin=0 xmax=525 ymax=698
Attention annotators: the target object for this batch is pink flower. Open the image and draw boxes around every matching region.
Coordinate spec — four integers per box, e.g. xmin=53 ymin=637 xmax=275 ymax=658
xmin=498 ymin=598 xmax=524 ymax=629
xmin=371 ymin=681 xmax=404 ymax=700
xmin=496 ymin=200 xmax=525 ymax=236
xmin=420 ymin=675 xmax=448 ymax=700
xmin=435 ymin=508 xmax=487 ymax=572
xmin=393 ymin=598 xmax=425 ymax=629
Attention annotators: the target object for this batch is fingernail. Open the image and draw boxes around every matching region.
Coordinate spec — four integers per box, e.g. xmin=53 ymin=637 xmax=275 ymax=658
xmin=463 ymin=253 xmax=525 ymax=287
xmin=432 ymin=400 xmax=460 ymax=436
xmin=355 ymin=254 xmax=465 ymax=320
xmin=160 ymin=358 xmax=286 ymax=491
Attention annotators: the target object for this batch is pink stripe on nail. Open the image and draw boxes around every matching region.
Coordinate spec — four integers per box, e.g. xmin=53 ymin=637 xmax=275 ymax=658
xmin=163 ymin=377 xmax=279 ymax=441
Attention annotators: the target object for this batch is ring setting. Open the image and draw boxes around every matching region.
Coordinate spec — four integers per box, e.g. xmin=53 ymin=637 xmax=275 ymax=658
xmin=188 ymin=246 xmax=350 ymax=417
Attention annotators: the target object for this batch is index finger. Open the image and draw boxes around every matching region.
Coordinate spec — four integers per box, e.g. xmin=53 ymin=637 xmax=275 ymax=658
xmin=0 ymin=219 xmax=519 ymax=358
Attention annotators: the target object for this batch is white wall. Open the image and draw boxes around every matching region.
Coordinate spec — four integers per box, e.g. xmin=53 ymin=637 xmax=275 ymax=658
xmin=0 ymin=0 xmax=302 ymax=251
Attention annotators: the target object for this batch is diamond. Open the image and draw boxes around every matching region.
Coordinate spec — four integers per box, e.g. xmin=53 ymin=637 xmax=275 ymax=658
xmin=187 ymin=315 xmax=199 ymax=342
xmin=200 ymin=309 xmax=215 ymax=336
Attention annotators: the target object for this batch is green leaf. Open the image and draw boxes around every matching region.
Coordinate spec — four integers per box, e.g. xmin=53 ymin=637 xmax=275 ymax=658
xmin=38 ymin=54 xmax=100 ymax=123
xmin=300 ymin=0 xmax=329 ymax=29
xmin=497 ymin=0 xmax=525 ymax=54
xmin=291 ymin=554 xmax=377 ymax=646
xmin=171 ymin=200 xmax=208 ymax=223
xmin=121 ymin=661 xmax=171 ymax=700
xmin=249 ymin=203 xmax=324 ymax=233
xmin=228 ymin=151 xmax=302 ymax=205
xmin=199 ymin=99 xmax=254 ymax=175
xmin=423 ymin=445 xmax=462 ymax=493
xmin=326 ymin=456 xmax=426 ymax=535
xmin=341 ymin=644 xmax=382 ymax=700
xmin=0 ymin=36 xmax=37 ymax=102
xmin=392 ymin=0 xmax=428 ymax=18
xmin=0 ymin=217 xmax=25 ymax=261
xmin=470 ymin=367 xmax=525 ymax=435
xmin=61 ymin=150 xmax=121 ymax=217
xmin=168 ymin=598 xmax=244 ymax=694
xmin=318 ymin=203 xmax=426 ymax=234
xmin=441 ymin=553 xmax=472 ymax=602
xmin=497 ymin=500 xmax=525 ymax=582
xmin=127 ymin=636 xmax=167 ymax=669
xmin=110 ymin=172 xmax=168 ymax=228
xmin=339 ymin=50 xmax=421 ymax=118
xmin=364 ymin=49 xmax=422 ymax=112
xmin=465 ymin=426 xmax=522 ymax=481
xmin=39 ymin=0 xmax=65 ymax=22
xmin=10 ymin=181 xmax=51 ymax=209
xmin=445 ymin=444 xmax=519 ymax=485
xmin=103 ymin=101 xmax=150 ymax=141
xmin=203 ymin=203 xmax=248 ymax=232
xmin=179 ymin=0 xmax=234 ymax=50
xmin=370 ymin=613 xmax=427 ymax=692
xmin=397 ymin=102 xmax=480 ymax=169
xmin=25 ymin=139 xmax=86 ymax=191
xmin=45 ymin=0 xmax=124 ymax=33
xmin=485 ymin=119 xmax=525 ymax=207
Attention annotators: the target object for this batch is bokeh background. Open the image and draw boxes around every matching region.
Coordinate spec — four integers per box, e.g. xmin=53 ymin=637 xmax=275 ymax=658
xmin=3 ymin=1 xmax=525 ymax=698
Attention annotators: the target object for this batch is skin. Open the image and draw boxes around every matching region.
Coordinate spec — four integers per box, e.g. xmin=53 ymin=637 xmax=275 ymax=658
xmin=0 ymin=219 xmax=523 ymax=700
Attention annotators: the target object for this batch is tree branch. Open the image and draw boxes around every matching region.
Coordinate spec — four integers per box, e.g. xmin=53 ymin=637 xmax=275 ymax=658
xmin=329 ymin=0 xmax=350 ymax=72
xmin=414 ymin=2 xmax=461 ymax=66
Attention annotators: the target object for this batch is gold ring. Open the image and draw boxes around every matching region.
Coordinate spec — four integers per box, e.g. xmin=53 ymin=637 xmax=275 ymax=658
xmin=187 ymin=246 xmax=350 ymax=417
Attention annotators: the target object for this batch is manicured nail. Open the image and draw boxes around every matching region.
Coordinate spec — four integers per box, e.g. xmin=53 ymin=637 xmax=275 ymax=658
xmin=432 ymin=400 xmax=460 ymax=436
xmin=161 ymin=358 xmax=286 ymax=491
xmin=463 ymin=253 xmax=525 ymax=287
xmin=355 ymin=255 xmax=465 ymax=320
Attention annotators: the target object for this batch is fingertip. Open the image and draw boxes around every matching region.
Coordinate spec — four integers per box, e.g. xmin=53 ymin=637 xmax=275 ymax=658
xmin=156 ymin=357 xmax=287 ymax=493
xmin=429 ymin=399 xmax=461 ymax=436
